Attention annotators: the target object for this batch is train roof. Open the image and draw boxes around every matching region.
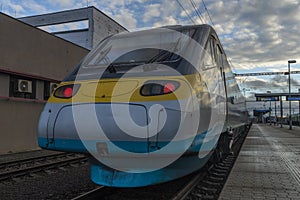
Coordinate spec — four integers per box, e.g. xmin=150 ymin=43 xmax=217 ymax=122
xmin=115 ymin=24 xmax=218 ymax=47
xmin=158 ymin=24 xmax=222 ymax=50
xmin=158 ymin=24 xmax=216 ymax=36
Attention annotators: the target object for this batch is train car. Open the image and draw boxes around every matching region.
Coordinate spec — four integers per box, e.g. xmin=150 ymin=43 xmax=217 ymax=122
xmin=38 ymin=24 xmax=249 ymax=187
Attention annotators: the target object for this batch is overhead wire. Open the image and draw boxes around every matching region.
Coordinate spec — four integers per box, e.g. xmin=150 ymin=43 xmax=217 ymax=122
xmin=198 ymin=0 xmax=237 ymax=73
xmin=176 ymin=0 xmax=196 ymax=25
xmin=190 ymin=0 xmax=205 ymax=24
xmin=201 ymin=0 xmax=215 ymax=27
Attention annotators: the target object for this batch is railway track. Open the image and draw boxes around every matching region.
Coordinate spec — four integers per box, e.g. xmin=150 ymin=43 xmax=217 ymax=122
xmin=174 ymin=130 xmax=248 ymax=200
xmin=71 ymin=186 xmax=114 ymax=200
xmin=0 ymin=152 xmax=87 ymax=181
xmin=71 ymin=127 xmax=249 ymax=200
xmin=172 ymin=155 xmax=236 ymax=200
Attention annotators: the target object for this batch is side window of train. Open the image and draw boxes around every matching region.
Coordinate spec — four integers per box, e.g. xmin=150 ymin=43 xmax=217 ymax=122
xmin=216 ymin=45 xmax=224 ymax=68
xmin=203 ymin=38 xmax=216 ymax=70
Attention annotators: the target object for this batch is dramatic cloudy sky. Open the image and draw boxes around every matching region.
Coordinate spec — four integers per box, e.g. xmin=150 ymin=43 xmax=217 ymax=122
xmin=1 ymin=0 xmax=300 ymax=98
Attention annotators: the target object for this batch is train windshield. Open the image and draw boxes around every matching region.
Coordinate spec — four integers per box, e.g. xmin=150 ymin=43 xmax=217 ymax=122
xmin=81 ymin=28 xmax=195 ymax=68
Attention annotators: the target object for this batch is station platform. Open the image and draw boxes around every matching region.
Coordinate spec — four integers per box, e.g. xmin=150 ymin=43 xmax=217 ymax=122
xmin=219 ymin=124 xmax=300 ymax=200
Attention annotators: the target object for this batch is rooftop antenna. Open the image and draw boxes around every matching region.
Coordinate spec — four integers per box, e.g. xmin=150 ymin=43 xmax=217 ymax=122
xmin=86 ymin=0 xmax=89 ymax=7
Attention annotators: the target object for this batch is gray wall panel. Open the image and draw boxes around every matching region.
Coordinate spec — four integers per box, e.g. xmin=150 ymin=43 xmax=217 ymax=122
xmin=0 ymin=73 xmax=9 ymax=96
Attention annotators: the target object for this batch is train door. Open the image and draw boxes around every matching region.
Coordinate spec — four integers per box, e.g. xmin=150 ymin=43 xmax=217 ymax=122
xmin=196 ymin=36 xmax=227 ymax=158
xmin=211 ymin=38 xmax=227 ymax=133
xmin=216 ymin=44 xmax=227 ymax=120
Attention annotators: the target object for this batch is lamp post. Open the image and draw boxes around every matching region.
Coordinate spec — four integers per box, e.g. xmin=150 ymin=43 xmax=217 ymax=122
xmin=299 ymin=89 xmax=300 ymax=125
xmin=275 ymin=100 xmax=277 ymax=125
xmin=280 ymin=96 xmax=283 ymax=128
xmin=269 ymin=100 xmax=271 ymax=125
xmin=288 ymin=60 xmax=296 ymax=130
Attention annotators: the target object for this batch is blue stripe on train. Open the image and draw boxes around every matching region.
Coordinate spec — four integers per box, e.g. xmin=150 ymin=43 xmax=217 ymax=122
xmin=90 ymin=149 xmax=213 ymax=187
xmin=38 ymin=130 xmax=218 ymax=154
xmin=38 ymin=130 xmax=219 ymax=187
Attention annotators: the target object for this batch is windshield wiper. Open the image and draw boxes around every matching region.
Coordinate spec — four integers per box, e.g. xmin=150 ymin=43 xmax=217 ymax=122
xmin=106 ymin=61 xmax=145 ymax=73
xmin=107 ymin=64 xmax=117 ymax=73
xmin=146 ymin=50 xmax=169 ymax=64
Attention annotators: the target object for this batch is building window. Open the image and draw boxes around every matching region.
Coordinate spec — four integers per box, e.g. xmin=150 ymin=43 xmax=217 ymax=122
xmin=9 ymin=75 xmax=36 ymax=99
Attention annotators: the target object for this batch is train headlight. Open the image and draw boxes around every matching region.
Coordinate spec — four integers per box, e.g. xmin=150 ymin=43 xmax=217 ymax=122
xmin=140 ymin=80 xmax=179 ymax=96
xmin=54 ymin=84 xmax=81 ymax=98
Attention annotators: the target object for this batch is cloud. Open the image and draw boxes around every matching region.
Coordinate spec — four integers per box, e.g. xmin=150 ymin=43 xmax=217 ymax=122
xmin=206 ymin=0 xmax=300 ymax=70
xmin=7 ymin=3 xmax=24 ymax=13
xmin=3 ymin=0 xmax=300 ymax=76
xmin=1 ymin=0 xmax=25 ymax=16
xmin=237 ymin=73 xmax=300 ymax=95
xmin=143 ymin=3 xmax=160 ymax=23
xmin=24 ymin=2 xmax=48 ymax=14
xmin=151 ymin=0 xmax=181 ymax=27
xmin=153 ymin=16 xmax=177 ymax=27
xmin=47 ymin=0 xmax=74 ymax=9
xmin=84 ymin=0 xmax=139 ymax=29
xmin=113 ymin=8 xmax=137 ymax=29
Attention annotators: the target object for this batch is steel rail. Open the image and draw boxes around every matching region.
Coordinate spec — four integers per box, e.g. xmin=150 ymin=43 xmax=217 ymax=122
xmin=0 ymin=154 xmax=87 ymax=181
xmin=71 ymin=186 xmax=119 ymax=200
xmin=171 ymin=172 xmax=207 ymax=200
xmin=171 ymin=127 xmax=249 ymax=200
xmin=0 ymin=152 xmax=70 ymax=168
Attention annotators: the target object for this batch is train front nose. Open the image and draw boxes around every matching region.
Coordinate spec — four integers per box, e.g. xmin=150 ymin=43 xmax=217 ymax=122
xmin=43 ymin=101 xmax=184 ymax=154
xmin=54 ymin=103 xmax=150 ymax=153
xmin=38 ymin=77 xmax=195 ymax=156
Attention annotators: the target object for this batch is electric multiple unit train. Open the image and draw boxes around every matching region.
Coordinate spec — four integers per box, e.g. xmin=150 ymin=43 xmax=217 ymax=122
xmin=38 ymin=24 xmax=249 ymax=187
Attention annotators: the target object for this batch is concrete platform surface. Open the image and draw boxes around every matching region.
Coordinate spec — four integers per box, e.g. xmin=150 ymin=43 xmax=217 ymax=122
xmin=219 ymin=124 xmax=300 ymax=200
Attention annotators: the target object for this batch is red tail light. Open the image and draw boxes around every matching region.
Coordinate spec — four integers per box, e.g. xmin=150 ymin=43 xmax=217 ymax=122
xmin=163 ymin=83 xmax=176 ymax=94
xmin=54 ymin=84 xmax=80 ymax=98
xmin=140 ymin=81 xmax=179 ymax=96
xmin=63 ymin=87 xmax=73 ymax=98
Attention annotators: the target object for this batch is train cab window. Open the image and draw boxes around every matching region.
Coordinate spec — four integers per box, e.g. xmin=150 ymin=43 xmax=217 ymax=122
xmin=9 ymin=75 xmax=36 ymax=99
xmin=203 ymin=38 xmax=217 ymax=70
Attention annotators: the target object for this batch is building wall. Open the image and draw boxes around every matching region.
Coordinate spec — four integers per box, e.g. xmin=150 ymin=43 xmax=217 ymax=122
xmin=1 ymin=12 xmax=88 ymax=81
xmin=0 ymin=100 xmax=44 ymax=153
xmin=19 ymin=6 xmax=127 ymax=50
xmin=0 ymin=73 xmax=9 ymax=96
xmin=91 ymin=7 xmax=127 ymax=47
xmin=18 ymin=7 xmax=93 ymax=50
xmin=0 ymin=12 xmax=89 ymax=154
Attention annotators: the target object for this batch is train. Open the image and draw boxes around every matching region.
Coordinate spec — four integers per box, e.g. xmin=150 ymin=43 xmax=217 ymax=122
xmin=38 ymin=24 xmax=250 ymax=187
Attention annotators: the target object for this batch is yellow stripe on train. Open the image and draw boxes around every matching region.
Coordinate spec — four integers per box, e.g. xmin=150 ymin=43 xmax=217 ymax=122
xmin=48 ymin=74 xmax=204 ymax=103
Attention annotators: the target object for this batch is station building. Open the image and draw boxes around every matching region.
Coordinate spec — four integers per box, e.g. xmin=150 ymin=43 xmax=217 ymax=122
xmin=19 ymin=7 xmax=127 ymax=50
xmin=0 ymin=7 xmax=126 ymax=154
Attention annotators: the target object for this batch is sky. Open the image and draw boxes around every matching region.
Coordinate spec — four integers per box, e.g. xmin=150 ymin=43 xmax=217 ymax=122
xmin=1 ymin=0 xmax=300 ymax=99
